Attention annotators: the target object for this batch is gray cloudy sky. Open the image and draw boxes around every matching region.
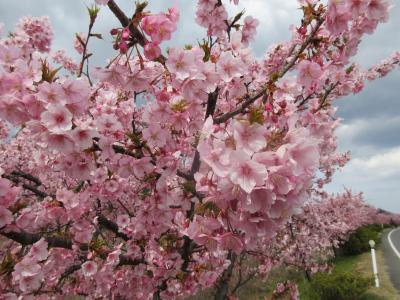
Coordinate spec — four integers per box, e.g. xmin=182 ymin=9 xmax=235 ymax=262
xmin=1 ymin=0 xmax=399 ymax=212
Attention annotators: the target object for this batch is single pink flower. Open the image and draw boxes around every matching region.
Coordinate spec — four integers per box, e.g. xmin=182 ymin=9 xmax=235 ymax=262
xmin=82 ymin=261 xmax=98 ymax=277
xmin=40 ymin=104 xmax=72 ymax=133
xmin=229 ymin=150 xmax=267 ymax=193
xmin=142 ymin=123 xmax=167 ymax=149
xmin=297 ymin=60 xmax=323 ymax=88
xmin=144 ymin=42 xmax=161 ymax=60
xmin=27 ymin=238 xmax=48 ymax=261
xmin=233 ymin=120 xmax=266 ymax=155
xmin=166 ymin=47 xmax=196 ymax=80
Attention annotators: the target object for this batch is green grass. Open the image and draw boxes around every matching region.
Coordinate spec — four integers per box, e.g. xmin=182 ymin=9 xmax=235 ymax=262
xmin=295 ymin=246 xmax=399 ymax=300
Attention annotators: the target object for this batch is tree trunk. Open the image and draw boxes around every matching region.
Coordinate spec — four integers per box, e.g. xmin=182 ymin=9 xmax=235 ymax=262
xmin=214 ymin=252 xmax=237 ymax=300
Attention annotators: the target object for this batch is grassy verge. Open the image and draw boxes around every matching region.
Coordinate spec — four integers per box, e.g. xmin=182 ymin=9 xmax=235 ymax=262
xmin=348 ymin=247 xmax=398 ymax=300
xmin=299 ymin=246 xmax=399 ymax=300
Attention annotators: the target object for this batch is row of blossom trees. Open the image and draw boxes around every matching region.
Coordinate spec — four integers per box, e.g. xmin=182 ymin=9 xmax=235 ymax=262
xmin=224 ymin=190 xmax=400 ymax=299
xmin=0 ymin=0 xmax=399 ymax=299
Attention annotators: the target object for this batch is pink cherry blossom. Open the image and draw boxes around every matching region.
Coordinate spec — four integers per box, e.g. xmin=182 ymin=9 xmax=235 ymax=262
xmin=40 ymin=103 xmax=73 ymax=133
xmin=69 ymin=127 xmax=97 ymax=150
xmin=297 ymin=60 xmax=323 ymax=88
xmin=233 ymin=120 xmax=266 ymax=155
xmin=229 ymin=150 xmax=267 ymax=193
xmin=117 ymin=214 xmax=130 ymax=229
xmin=0 ymin=206 xmax=13 ymax=228
xmin=166 ymin=47 xmax=197 ymax=80
xmin=142 ymin=123 xmax=168 ymax=149
xmin=45 ymin=133 xmax=75 ymax=153
xmin=217 ymin=51 xmax=245 ymax=82
xmin=144 ymin=42 xmax=162 ymax=60
xmin=82 ymin=261 xmax=98 ymax=277
xmin=141 ymin=13 xmax=177 ymax=44
xmin=27 ymin=238 xmax=48 ymax=261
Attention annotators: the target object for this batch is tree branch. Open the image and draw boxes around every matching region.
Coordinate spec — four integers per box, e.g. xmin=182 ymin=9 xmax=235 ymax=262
xmin=1 ymin=230 xmax=73 ymax=249
xmin=213 ymin=88 xmax=267 ymax=124
xmin=213 ymin=16 xmax=325 ymax=124
xmin=214 ymin=252 xmax=237 ymax=300
xmin=97 ymin=214 xmax=130 ymax=241
xmin=205 ymin=88 xmax=220 ymax=119
xmin=107 ymin=0 xmax=166 ymax=63
xmin=2 ymin=174 xmax=50 ymax=199
xmin=107 ymin=0 xmax=146 ymax=47
xmin=11 ymin=170 xmax=42 ymax=186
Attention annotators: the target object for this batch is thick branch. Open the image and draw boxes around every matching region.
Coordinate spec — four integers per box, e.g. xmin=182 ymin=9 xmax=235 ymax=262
xmin=2 ymin=174 xmax=50 ymax=199
xmin=1 ymin=230 xmax=73 ymax=249
xmin=97 ymin=214 xmax=130 ymax=241
xmin=1 ymin=230 xmax=144 ymax=268
xmin=107 ymin=0 xmax=147 ymax=47
xmin=10 ymin=170 xmax=42 ymax=186
xmin=214 ymin=252 xmax=237 ymax=300
xmin=107 ymin=0 xmax=166 ymax=63
xmin=107 ymin=0 xmax=130 ymax=27
xmin=118 ymin=255 xmax=146 ymax=266
xmin=205 ymin=88 xmax=220 ymax=119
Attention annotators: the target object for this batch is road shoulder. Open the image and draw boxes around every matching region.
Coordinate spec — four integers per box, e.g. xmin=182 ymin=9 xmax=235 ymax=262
xmin=381 ymin=228 xmax=400 ymax=297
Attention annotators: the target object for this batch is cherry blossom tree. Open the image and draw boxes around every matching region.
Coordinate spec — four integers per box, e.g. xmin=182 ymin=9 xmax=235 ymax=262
xmin=0 ymin=0 xmax=399 ymax=299
xmin=211 ymin=190 xmax=400 ymax=299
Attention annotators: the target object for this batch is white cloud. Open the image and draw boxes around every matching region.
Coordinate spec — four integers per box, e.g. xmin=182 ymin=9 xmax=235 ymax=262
xmin=351 ymin=147 xmax=400 ymax=179
xmin=326 ymin=147 xmax=400 ymax=212
xmin=334 ymin=115 xmax=400 ymax=156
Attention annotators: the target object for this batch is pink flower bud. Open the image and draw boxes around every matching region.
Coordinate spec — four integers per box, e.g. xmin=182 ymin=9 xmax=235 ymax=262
xmin=265 ymin=103 xmax=273 ymax=112
xmin=121 ymin=27 xmax=130 ymax=40
xmin=119 ymin=41 xmax=128 ymax=54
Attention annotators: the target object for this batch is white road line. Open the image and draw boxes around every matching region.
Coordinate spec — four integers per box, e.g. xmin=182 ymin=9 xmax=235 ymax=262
xmin=388 ymin=228 xmax=400 ymax=260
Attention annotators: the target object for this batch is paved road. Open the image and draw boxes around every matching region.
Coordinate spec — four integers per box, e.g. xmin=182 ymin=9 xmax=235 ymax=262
xmin=382 ymin=228 xmax=400 ymax=292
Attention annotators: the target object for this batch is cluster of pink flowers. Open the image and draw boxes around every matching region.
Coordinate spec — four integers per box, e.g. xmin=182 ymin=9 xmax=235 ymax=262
xmin=141 ymin=6 xmax=180 ymax=60
xmin=111 ymin=27 xmax=131 ymax=54
xmin=196 ymin=0 xmax=229 ymax=37
xmin=326 ymin=0 xmax=390 ymax=36
xmin=366 ymin=51 xmax=400 ymax=80
xmin=224 ymin=191 xmax=400 ymax=299
xmin=268 ymin=280 xmax=299 ymax=300
xmin=0 ymin=177 xmax=20 ymax=228
xmin=12 ymin=239 xmax=48 ymax=293
xmin=16 ymin=16 xmax=53 ymax=52
xmin=52 ymin=49 xmax=79 ymax=73
xmin=0 ymin=0 xmax=398 ymax=299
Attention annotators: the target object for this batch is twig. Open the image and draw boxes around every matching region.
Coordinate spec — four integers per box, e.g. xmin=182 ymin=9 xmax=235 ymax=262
xmin=213 ymin=16 xmax=325 ymax=124
xmin=78 ymin=11 xmax=96 ymax=78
